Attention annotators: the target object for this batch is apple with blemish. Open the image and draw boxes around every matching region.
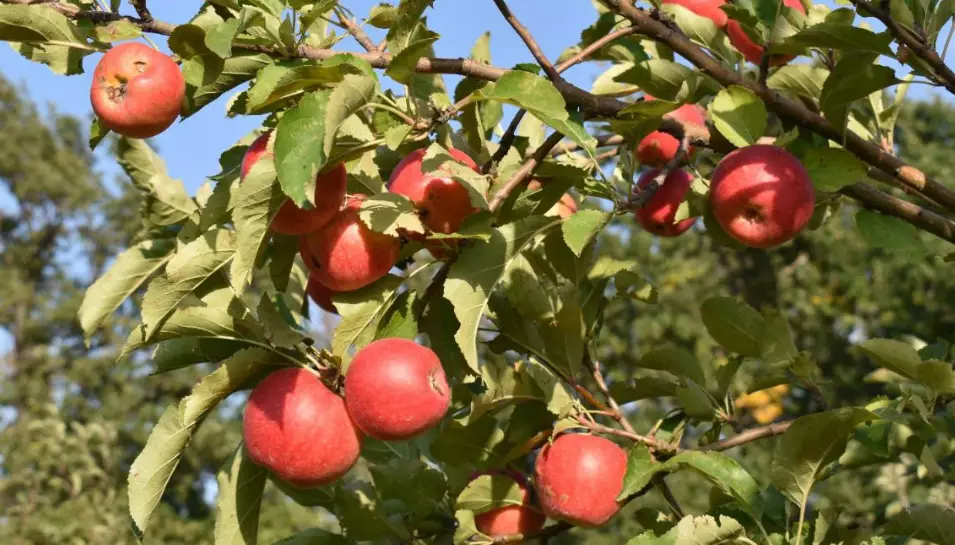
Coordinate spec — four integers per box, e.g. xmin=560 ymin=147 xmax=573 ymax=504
xmin=709 ymin=144 xmax=815 ymax=248
xmin=344 ymin=338 xmax=450 ymax=441
xmin=726 ymin=0 xmax=806 ymax=65
xmin=241 ymin=131 xmax=348 ymax=236
xmin=636 ymin=96 xmax=707 ymax=167
xmin=300 ymin=194 xmax=400 ymax=291
xmin=388 ymin=147 xmax=481 ymax=234
xmin=90 ymin=42 xmax=185 ymax=138
xmin=243 ymin=367 xmax=362 ymax=488
xmin=534 ymin=434 xmax=627 ymax=528
xmin=635 ymin=168 xmax=697 ymax=236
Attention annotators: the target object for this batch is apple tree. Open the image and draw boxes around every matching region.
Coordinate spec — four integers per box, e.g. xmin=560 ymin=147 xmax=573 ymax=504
xmin=1 ymin=0 xmax=954 ymax=543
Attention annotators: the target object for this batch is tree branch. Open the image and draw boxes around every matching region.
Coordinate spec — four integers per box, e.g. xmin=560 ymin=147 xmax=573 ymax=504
xmin=1 ymin=0 xmax=174 ymax=34
xmin=850 ymin=0 xmax=955 ymax=97
xmin=579 ymin=417 xmax=678 ymax=453
xmin=488 ymin=131 xmax=566 ymax=211
xmin=630 ymin=136 xmax=691 ymax=209
xmin=335 ymin=8 xmax=376 ymax=52
xmin=702 ymin=420 xmax=793 ymax=451
xmin=129 ymin=0 xmax=151 ymax=21
xmin=599 ymin=0 xmax=955 ymax=215
xmin=491 ymin=0 xmax=561 ymax=81
xmin=840 ymin=182 xmax=955 ymax=242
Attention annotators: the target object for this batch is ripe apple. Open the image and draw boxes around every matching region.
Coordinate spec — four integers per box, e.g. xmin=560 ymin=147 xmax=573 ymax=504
xmin=470 ymin=470 xmax=547 ymax=538
xmin=344 ymin=338 xmax=450 ymax=440
xmin=306 ymin=275 xmax=338 ymax=314
xmin=243 ymin=367 xmax=362 ymax=487
xmin=636 ymin=96 xmax=707 ymax=167
xmin=634 ymin=168 xmax=697 ymax=237
xmin=663 ymin=0 xmax=728 ymax=27
xmin=709 ymin=144 xmax=815 ymax=248
xmin=241 ymin=131 xmax=348 ymax=236
xmin=387 ymin=147 xmax=480 ymax=235
xmin=90 ymin=42 xmax=185 ymax=139
xmin=300 ymin=194 xmax=400 ymax=291
xmin=534 ymin=434 xmax=627 ymax=528
xmin=528 ymin=179 xmax=578 ymax=219
xmin=726 ymin=0 xmax=807 ymax=65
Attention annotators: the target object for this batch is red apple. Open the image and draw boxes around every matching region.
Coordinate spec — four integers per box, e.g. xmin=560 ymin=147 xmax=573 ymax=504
xmin=710 ymin=144 xmax=815 ymax=248
xmin=387 ymin=147 xmax=481 ymax=235
xmin=470 ymin=471 xmax=547 ymax=538
xmin=241 ymin=131 xmax=348 ymax=236
xmin=636 ymin=96 xmax=707 ymax=167
xmin=663 ymin=0 xmax=728 ymax=27
xmin=90 ymin=42 xmax=185 ymax=139
xmin=726 ymin=0 xmax=807 ymax=65
xmin=344 ymin=338 xmax=450 ymax=441
xmin=306 ymin=275 xmax=338 ymax=314
xmin=243 ymin=367 xmax=362 ymax=487
xmin=634 ymin=168 xmax=697 ymax=236
xmin=534 ymin=434 xmax=627 ymax=528
xmin=300 ymin=194 xmax=400 ymax=292
xmin=528 ymin=179 xmax=578 ymax=219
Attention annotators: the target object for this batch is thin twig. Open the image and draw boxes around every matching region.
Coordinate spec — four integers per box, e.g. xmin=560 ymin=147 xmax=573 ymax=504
xmin=556 ymin=26 xmax=640 ymax=72
xmin=579 ymin=417 xmax=678 ymax=453
xmin=488 ymin=131 xmax=566 ymax=211
xmin=129 ymin=0 xmax=151 ymax=21
xmin=335 ymin=8 xmax=376 ymax=52
xmin=630 ymin=136 xmax=691 ymax=209
xmin=491 ymin=0 xmax=561 ymax=81
xmin=481 ymin=110 xmax=527 ymax=174
xmin=702 ymin=420 xmax=793 ymax=451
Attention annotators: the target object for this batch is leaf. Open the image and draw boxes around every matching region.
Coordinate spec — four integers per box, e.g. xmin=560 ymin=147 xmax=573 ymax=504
xmin=802 ymin=146 xmax=865 ymax=192
xmin=184 ymin=53 xmax=273 ymax=117
xmin=205 ymin=17 xmax=240 ymax=58
xmin=229 ymin=157 xmax=286 ymax=295
xmin=128 ymin=348 xmax=277 ymax=537
xmin=431 ymin=417 xmax=507 ymax=467
xmin=141 ymin=230 xmax=237 ymax=341
xmin=358 ymin=193 xmax=426 ymax=236
xmin=332 ymin=275 xmax=404 ymax=360
xmin=275 ymin=72 xmax=376 ymax=206
xmin=676 ymin=379 xmax=718 ymax=419
xmin=245 ymin=55 xmax=372 ymax=112
xmin=213 ymin=447 xmax=267 ymax=545
xmin=385 ymin=28 xmax=439 ymax=84
xmin=855 ymin=209 xmax=927 ymax=255
xmin=522 ymin=359 xmax=575 ymax=416
xmin=257 ymin=294 xmax=303 ymax=348
xmin=628 ymin=515 xmax=747 ymax=545
xmin=274 ymin=529 xmax=350 ymax=545
xmin=374 ymin=289 xmax=418 ymax=341
xmin=774 ymin=22 xmax=892 ymax=54
xmin=883 ymin=504 xmax=955 ymax=545
xmin=475 ymin=70 xmax=569 ymax=123
xmin=615 ymin=59 xmax=718 ymax=101
xmin=708 ymin=86 xmax=767 ymax=148
xmin=456 ymin=474 xmax=527 ymax=514
xmin=93 ymin=19 xmax=142 ymax=43
xmin=700 ymin=297 xmax=764 ymax=357
xmin=168 ymin=24 xmax=225 ymax=87
xmin=384 ymin=0 xmax=433 ymax=54
xmin=618 ymin=444 xmax=661 ymax=500
xmin=443 ymin=217 xmax=560 ymax=372
xmin=562 ymin=209 xmax=611 ymax=257
xmin=79 ymin=238 xmax=175 ymax=342
xmin=664 ymin=451 xmax=762 ymax=519
xmin=639 ymin=347 xmax=706 ymax=385
xmin=0 ymin=5 xmax=94 ymax=75
xmin=335 ymin=481 xmax=410 ymax=541
xmin=770 ymin=408 xmax=877 ymax=507
xmin=767 ymin=65 xmax=829 ymax=101
xmin=368 ymin=3 xmax=399 ymax=28
xmin=820 ymin=56 xmax=897 ymax=133
xmin=608 ymin=377 xmax=679 ymax=403
xmin=421 ymin=295 xmax=471 ymax=381
xmin=757 ymin=308 xmax=799 ymax=366
xmin=857 ymin=338 xmax=922 ymax=380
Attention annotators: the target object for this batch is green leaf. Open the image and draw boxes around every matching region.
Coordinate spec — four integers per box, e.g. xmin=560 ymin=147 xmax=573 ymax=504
xmin=757 ymin=308 xmax=799 ymax=365
xmin=456 ymin=474 xmax=527 ymax=514
xmin=257 ymin=294 xmax=303 ymax=348
xmin=384 ymin=0 xmax=433 ymax=54
xmin=229 ymin=157 xmax=286 ymax=295
xmin=115 ymin=138 xmax=198 ymax=228
xmin=275 ymin=73 xmax=377 ymax=206
xmin=385 ymin=28 xmax=439 ymax=84
xmin=615 ymin=59 xmax=718 ymax=101
xmin=421 ymin=295 xmax=471 ymax=381
xmin=358 ymin=192 xmax=426 ymax=236
xmin=93 ymin=19 xmax=142 ymax=43
xmin=676 ymin=379 xmax=718 ymax=419
xmin=168 ymin=24 xmax=225 ymax=87
xmin=332 ymin=275 xmax=404 ymax=361
xmin=708 ymin=86 xmax=768 ymax=148
xmin=475 ymin=70 xmax=569 ymax=123
xmin=335 ymin=481 xmax=410 ymax=541
xmin=664 ymin=451 xmax=762 ymax=519
xmin=857 ymin=338 xmax=922 ymax=380
xmin=431 ymin=417 xmax=507 ymax=467
xmin=0 ymin=5 xmax=94 ymax=74
xmin=79 ymin=238 xmax=175 ymax=342
xmin=443 ymin=217 xmax=560 ymax=372
xmin=128 ymin=348 xmax=278 ymax=537
xmin=608 ymin=377 xmax=679 ymax=403
xmin=374 ymin=289 xmax=418 ymax=341
xmin=662 ymin=4 xmax=733 ymax=59
xmin=627 ymin=515 xmax=747 ymax=545
xmin=770 ymin=408 xmax=877 ymax=507
xmin=639 ymin=347 xmax=706 ymax=385
xmin=618 ymin=444 xmax=661 ymax=500
xmin=371 ymin=458 xmax=447 ymax=518
xmin=368 ymin=3 xmax=399 ymax=28
xmin=141 ymin=229 xmax=237 ymax=341
xmin=820 ymin=56 xmax=897 ymax=133
xmin=562 ymin=209 xmax=611 ymax=257
xmin=213 ymin=447 xmax=267 ymax=545
xmin=151 ymin=338 xmax=244 ymax=374
xmin=883 ymin=504 xmax=955 ymax=545
xmin=774 ymin=22 xmax=892 ymax=54
xmin=855 ymin=209 xmax=927 ymax=255
xmin=245 ymin=55 xmax=373 ymax=112
xmin=700 ymin=297 xmax=764 ymax=357
xmin=802 ymin=146 xmax=865 ymax=192
xmin=523 ymin=358 xmax=576 ymax=416
xmin=767 ymin=65 xmax=829 ymax=102
xmin=205 ymin=17 xmax=240 ymax=58
xmin=274 ymin=529 xmax=350 ymax=545
xmin=184 ymin=53 xmax=273 ymax=117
